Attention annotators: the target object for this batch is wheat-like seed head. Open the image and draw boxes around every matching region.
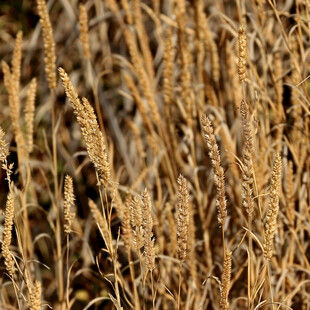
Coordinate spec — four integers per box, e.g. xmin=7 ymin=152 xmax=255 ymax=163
xmin=201 ymin=115 xmax=227 ymax=226
xmin=130 ymin=196 xmax=144 ymax=250
xmin=64 ymin=175 xmax=75 ymax=234
xmin=220 ymin=250 xmax=232 ymax=310
xmin=177 ymin=174 xmax=190 ymax=262
xmin=142 ymin=189 xmax=155 ymax=271
xmin=29 ymin=281 xmax=41 ymax=310
xmin=1 ymin=192 xmax=15 ymax=278
xmin=79 ymin=4 xmax=90 ymax=59
xmin=11 ymin=31 xmax=22 ymax=95
xmin=238 ymin=25 xmax=247 ymax=82
xmin=0 ymin=127 xmax=9 ymax=163
xmin=122 ymin=192 xmax=133 ymax=251
xmin=36 ymin=0 xmax=56 ymax=89
xmin=240 ymin=100 xmax=255 ymax=215
xmin=25 ymin=78 xmax=37 ymax=153
xmin=59 ymin=68 xmax=110 ymax=186
xmin=263 ymin=153 xmax=282 ymax=260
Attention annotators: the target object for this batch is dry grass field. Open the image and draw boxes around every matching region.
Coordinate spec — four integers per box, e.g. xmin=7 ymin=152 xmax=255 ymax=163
xmin=0 ymin=0 xmax=309 ymax=309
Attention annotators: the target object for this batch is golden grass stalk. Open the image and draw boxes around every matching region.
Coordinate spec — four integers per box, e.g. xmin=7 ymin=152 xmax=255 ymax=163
xmin=220 ymin=250 xmax=232 ymax=310
xmin=123 ymin=72 xmax=154 ymax=136
xmin=197 ymin=7 xmax=220 ymax=84
xmin=263 ymin=154 xmax=282 ymax=260
xmin=121 ymin=0 xmax=133 ymax=25
xmin=1 ymin=192 xmax=15 ymax=278
xmin=88 ymin=198 xmax=111 ymax=247
xmin=36 ymin=0 xmax=56 ymax=89
xmin=2 ymin=59 xmax=28 ymax=182
xmin=59 ymin=68 xmax=110 ymax=186
xmin=25 ymin=78 xmax=37 ymax=154
xmin=177 ymin=174 xmax=190 ymax=262
xmin=166 ymin=202 xmax=177 ymax=257
xmin=238 ymin=25 xmax=247 ymax=83
xmin=142 ymin=189 xmax=155 ymax=271
xmin=179 ymin=32 xmax=193 ymax=128
xmin=286 ymin=161 xmax=295 ymax=226
xmin=79 ymin=4 xmax=90 ymax=60
xmin=2 ymin=61 xmax=20 ymax=136
xmin=127 ymin=120 xmax=145 ymax=160
xmin=123 ymin=28 xmax=160 ymax=125
xmin=201 ymin=115 xmax=227 ymax=226
xmin=132 ymin=0 xmax=154 ymax=82
xmin=188 ymin=204 xmax=199 ymax=296
xmin=163 ymin=27 xmax=174 ymax=108
xmin=226 ymin=42 xmax=242 ymax=111
xmin=30 ymin=281 xmax=41 ymax=310
xmin=11 ymin=31 xmax=23 ymax=95
xmin=64 ymin=175 xmax=75 ymax=234
xmin=0 ymin=127 xmax=9 ymax=163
